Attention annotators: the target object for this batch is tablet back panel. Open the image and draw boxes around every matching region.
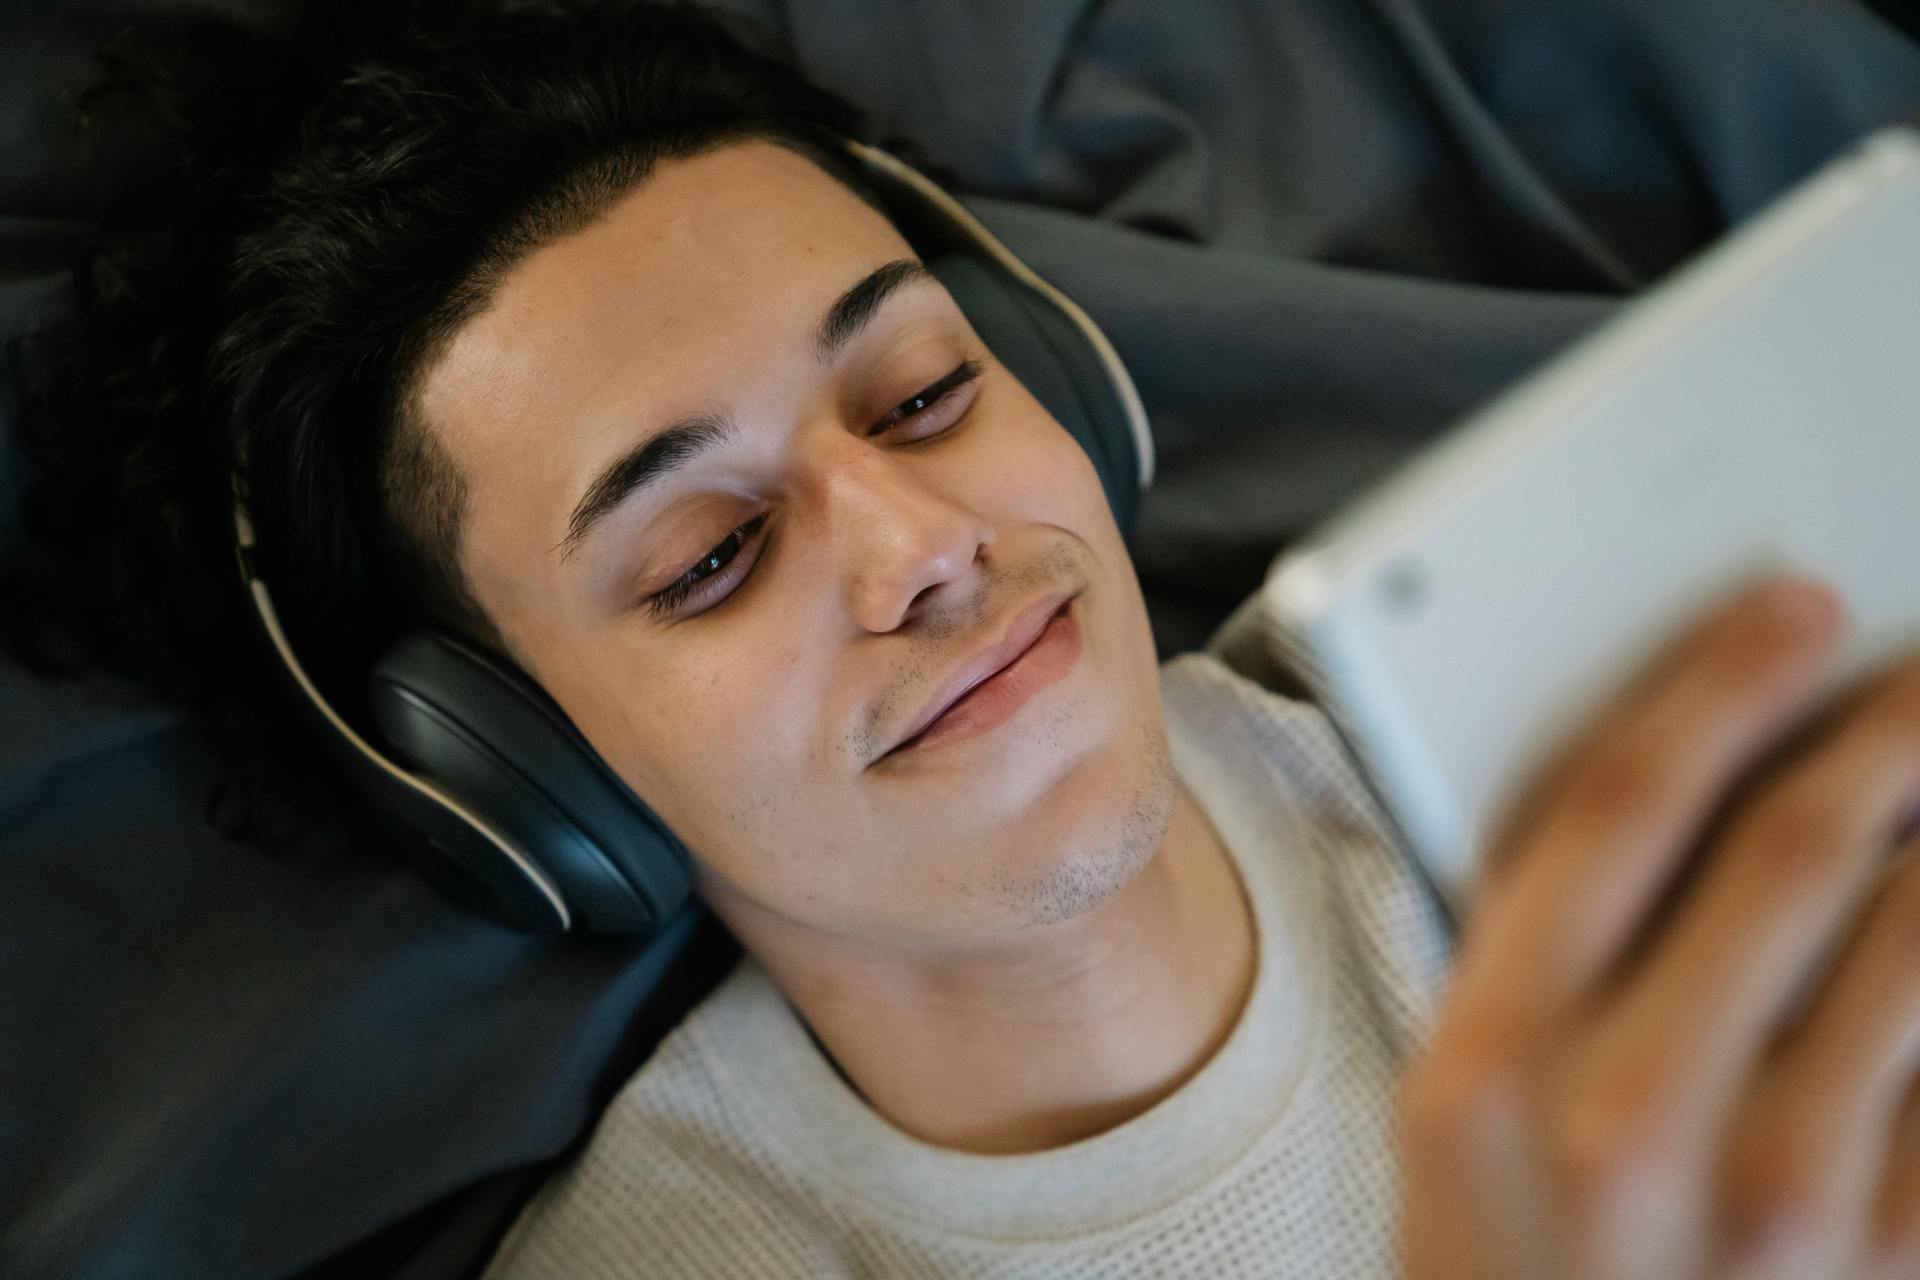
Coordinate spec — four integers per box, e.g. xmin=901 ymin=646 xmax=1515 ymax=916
xmin=1261 ymin=129 xmax=1920 ymax=913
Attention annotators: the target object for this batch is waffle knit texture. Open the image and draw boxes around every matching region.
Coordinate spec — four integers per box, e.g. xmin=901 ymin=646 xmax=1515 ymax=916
xmin=480 ymin=650 xmax=1456 ymax=1278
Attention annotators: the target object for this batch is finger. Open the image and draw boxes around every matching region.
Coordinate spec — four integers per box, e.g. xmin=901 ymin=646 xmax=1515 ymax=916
xmin=1765 ymin=836 xmax=1920 ymax=1107
xmin=1866 ymin=1071 xmax=1920 ymax=1280
xmin=1591 ymin=655 xmax=1920 ymax=1146
xmin=1448 ymin=574 xmax=1843 ymax=1037
xmin=1712 ymin=837 xmax=1920 ymax=1277
xmin=1395 ymin=1061 xmax=1563 ymax=1280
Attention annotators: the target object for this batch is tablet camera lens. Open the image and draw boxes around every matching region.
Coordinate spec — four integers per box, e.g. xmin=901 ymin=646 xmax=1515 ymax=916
xmin=1381 ymin=560 xmax=1426 ymax=614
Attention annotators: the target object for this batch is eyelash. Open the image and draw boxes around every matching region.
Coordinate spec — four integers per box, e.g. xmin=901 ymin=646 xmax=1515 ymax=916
xmin=645 ymin=357 xmax=984 ymax=618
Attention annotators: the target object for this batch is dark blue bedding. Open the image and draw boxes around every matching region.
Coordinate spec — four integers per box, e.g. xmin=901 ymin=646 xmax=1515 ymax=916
xmin=4 ymin=2 xmax=1916 ymax=1276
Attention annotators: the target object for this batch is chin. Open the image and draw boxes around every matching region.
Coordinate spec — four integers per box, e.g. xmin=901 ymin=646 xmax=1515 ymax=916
xmin=957 ymin=708 xmax=1178 ymax=929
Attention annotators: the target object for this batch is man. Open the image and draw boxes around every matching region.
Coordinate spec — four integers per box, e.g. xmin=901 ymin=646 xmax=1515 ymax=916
xmin=363 ymin=16 xmax=1449 ymax=1265
xmin=438 ymin=129 xmax=1451 ymax=1275
xmin=7 ymin=5 xmax=1448 ymax=1270
xmin=11 ymin=1 xmax=1920 ymax=1277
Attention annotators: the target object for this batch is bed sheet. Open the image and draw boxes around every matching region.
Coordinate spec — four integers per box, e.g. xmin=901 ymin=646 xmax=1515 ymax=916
xmin=3 ymin=2 xmax=1916 ymax=1276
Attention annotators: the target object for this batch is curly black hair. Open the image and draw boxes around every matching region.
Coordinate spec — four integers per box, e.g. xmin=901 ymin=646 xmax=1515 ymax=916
xmin=0 ymin=0 xmax=880 ymax=855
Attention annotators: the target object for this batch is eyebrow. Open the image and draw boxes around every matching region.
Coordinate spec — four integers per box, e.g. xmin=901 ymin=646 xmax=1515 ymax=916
xmin=554 ymin=257 xmax=935 ymax=564
xmin=814 ymin=258 xmax=930 ymax=363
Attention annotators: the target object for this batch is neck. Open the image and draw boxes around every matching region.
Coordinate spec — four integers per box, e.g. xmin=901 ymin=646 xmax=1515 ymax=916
xmin=713 ymin=780 xmax=1255 ymax=1155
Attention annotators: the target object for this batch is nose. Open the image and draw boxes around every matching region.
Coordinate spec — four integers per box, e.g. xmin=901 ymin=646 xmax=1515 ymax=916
xmin=805 ymin=434 xmax=995 ymax=633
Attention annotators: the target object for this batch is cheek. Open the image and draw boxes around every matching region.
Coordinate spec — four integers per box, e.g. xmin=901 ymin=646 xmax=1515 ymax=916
xmin=615 ymin=634 xmax=825 ymax=859
xmin=988 ymin=399 xmax=1115 ymax=529
xmin=1002 ymin=398 xmax=1156 ymax=667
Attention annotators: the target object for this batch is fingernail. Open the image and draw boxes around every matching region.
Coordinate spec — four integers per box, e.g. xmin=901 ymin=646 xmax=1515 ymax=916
xmin=1762 ymin=579 xmax=1835 ymax=630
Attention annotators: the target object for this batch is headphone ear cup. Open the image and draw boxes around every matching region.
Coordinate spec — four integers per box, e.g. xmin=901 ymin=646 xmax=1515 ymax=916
xmin=366 ymin=630 xmax=693 ymax=935
xmin=924 ymin=252 xmax=1142 ymax=538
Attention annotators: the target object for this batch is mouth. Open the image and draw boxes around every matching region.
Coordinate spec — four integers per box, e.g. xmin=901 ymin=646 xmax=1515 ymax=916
xmin=875 ymin=589 xmax=1081 ymax=763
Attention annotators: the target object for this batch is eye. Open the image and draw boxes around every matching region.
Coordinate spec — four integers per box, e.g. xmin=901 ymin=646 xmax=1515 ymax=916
xmin=645 ymin=358 xmax=984 ymax=619
xmin=645 ymin=513 xmax=768 ymax=618
xmin=865 ymin=357 xmax=984 ymax=439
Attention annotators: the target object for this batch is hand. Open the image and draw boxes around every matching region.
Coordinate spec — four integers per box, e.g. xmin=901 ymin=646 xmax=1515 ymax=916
xmin=1396 ymin=573 xmax=1920 ymax=1279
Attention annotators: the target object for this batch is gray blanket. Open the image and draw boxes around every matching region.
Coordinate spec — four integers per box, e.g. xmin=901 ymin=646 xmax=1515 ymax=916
xmin=3 ymin=1 xmax=1916 ymax=1276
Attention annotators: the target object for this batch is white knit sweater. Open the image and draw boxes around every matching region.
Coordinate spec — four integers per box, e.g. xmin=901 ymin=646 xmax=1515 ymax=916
xmin=481 ymin=650 xmax=1455 ymax=1279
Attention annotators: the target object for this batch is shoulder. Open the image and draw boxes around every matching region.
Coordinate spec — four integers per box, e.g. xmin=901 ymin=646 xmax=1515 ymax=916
xmin=1159 ymin=648 xmax=1455 ymax=1032
xmin=481 ymin=964 xmax=847 ymax=1279
xmin=1158 ymin=648 xmax=1313 ymax=724
xmin=1157 ymin=649 xmax=1363 ymax=812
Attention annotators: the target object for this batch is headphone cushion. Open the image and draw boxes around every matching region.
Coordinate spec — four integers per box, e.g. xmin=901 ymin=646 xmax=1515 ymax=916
xmin=367 ymin=631 xmax=693 ymax=933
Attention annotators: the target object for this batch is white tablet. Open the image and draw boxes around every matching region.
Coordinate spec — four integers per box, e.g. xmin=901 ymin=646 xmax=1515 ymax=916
xmin=1252 ymin=127 xmax=1920 ymax=918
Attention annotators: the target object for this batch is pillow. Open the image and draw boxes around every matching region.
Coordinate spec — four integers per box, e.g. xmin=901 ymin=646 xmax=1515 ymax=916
xmin=1 ymin=15 xmax=741 ymax=1279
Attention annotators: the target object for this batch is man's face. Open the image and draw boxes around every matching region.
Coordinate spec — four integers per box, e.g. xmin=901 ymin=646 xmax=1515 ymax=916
xmin=414 ymin=139 xmax=1174 ymax=949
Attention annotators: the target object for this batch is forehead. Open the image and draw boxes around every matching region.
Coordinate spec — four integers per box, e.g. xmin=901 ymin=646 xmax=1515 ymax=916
xmin=411 ymin=139 xmax=917 ymax=631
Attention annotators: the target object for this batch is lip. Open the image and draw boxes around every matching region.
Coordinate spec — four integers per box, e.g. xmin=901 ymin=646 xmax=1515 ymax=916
xmin=876 ymin=589 xmax=1078 ymax=761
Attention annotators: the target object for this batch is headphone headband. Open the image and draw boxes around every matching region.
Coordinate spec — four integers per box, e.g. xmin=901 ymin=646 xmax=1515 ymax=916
xmin=232 ymin=485 xmax=574 ymax=929
xmin=842 ymin=140 xmax=1155 ymax=488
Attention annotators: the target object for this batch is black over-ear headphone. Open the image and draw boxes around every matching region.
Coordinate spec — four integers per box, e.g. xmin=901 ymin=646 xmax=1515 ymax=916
xmin=230 ymin=140 xmax=1154 ymax=937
